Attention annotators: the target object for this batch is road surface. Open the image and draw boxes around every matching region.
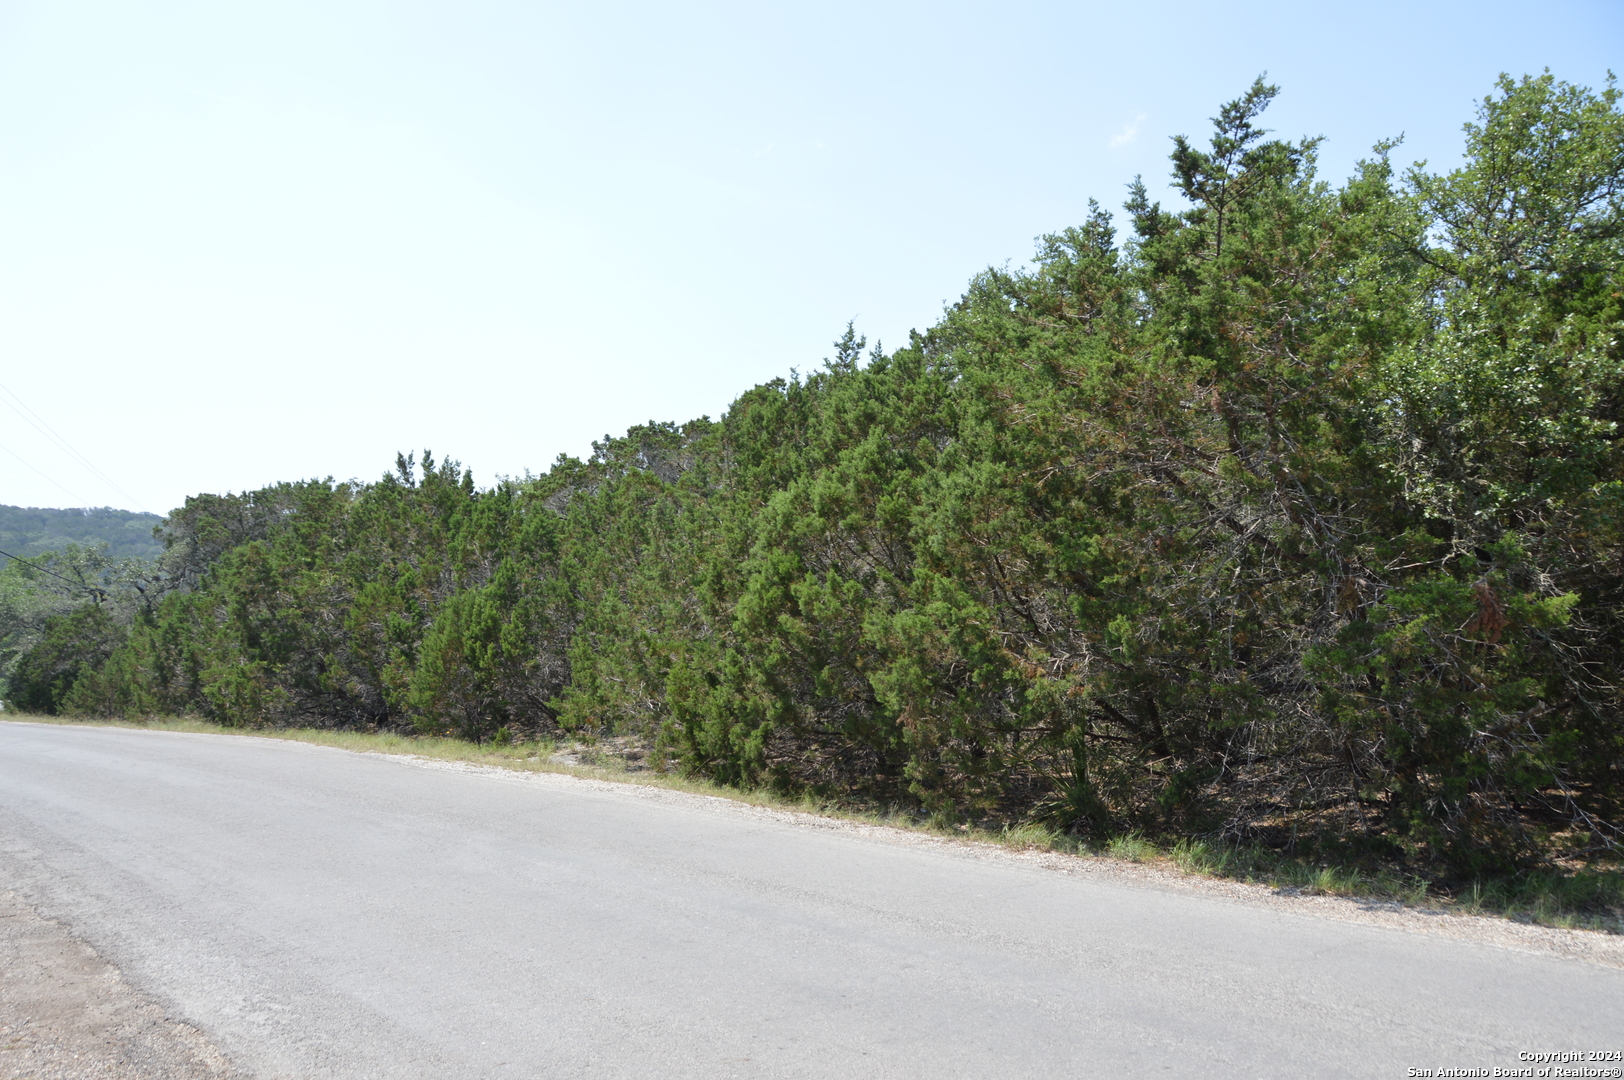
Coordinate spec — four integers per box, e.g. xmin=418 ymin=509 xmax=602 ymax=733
xmin=1 ymin=721 xmax=1619 ymax=1079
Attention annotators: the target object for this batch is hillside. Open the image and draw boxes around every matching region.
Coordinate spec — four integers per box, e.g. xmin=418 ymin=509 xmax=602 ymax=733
xmin=0 ymin=505 xmax=164 ymax=562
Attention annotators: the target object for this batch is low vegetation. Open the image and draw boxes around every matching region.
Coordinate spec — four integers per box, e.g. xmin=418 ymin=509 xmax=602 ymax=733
xmin=3 ymin=73 xmax=1622 ymax=920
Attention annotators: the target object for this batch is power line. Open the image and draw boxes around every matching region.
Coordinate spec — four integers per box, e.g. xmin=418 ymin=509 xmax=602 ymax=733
xmin=0 ymin=439 xmax=90 ymax=506
xmin=0 ymin=546 xmax=109 ymax=600
xmin=0 ymin=379 xmax=153 ymax=513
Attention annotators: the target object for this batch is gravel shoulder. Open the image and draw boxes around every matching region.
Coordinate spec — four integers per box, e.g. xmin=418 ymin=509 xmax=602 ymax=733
xmin=0 ymin=890 xmax=240 ymax=1080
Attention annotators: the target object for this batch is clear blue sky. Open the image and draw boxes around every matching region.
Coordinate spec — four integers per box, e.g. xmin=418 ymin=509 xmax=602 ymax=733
xmin=0 ymin=0 xmax=1618 ymax=513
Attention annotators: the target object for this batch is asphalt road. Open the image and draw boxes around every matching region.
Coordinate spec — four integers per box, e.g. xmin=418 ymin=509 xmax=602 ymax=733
xmin=1 ymin=722 xmax=1619 ymax=1079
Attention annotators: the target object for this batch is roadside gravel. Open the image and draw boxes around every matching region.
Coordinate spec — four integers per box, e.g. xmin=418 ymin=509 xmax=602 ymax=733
xmin=0 ymin=891 xmax=240 ymax=1080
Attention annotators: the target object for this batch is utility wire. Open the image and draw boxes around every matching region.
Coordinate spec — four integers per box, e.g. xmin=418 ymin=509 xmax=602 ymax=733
xmin=0 ymin=382 xmax=124 ymax=501
xmin=0 ymin=379 xmax=153 ymax=513
xmin=0 ymin=546 xmax=109 ymax=600
xmin=0 ymin=439 xmax=90 ymax=506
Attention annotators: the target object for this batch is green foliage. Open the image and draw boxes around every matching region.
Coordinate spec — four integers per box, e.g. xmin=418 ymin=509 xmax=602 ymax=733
xmin=21 ymin=72 xmax=1623 ymax=877
xmin=0 ymin=504 xmax=164 ymax=561
xmin=0 ymin=543 xmax=153 ymax=698
xmin=8 ymin=603 xmax=127 ymax=714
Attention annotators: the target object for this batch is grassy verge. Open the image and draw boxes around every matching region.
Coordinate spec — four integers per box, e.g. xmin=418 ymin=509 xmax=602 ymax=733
xmin=1098 ymin=832 xmax=1624 ymax=934
xmin=7 ymin=713 xmax=1621 ymax=934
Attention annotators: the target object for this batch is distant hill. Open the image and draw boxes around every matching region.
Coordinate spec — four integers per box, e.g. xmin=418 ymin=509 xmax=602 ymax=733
xmin=0 ymin=505 xmax=165 ymax=562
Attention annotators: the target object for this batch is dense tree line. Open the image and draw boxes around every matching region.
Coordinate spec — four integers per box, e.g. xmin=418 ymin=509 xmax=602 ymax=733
xmin=0 ymin=504 xmax=164 ymax=560
xmin=0 ymin=542 xmax=152 ymax=711
xmin=7 ymin=74 xmax=1622 ymax=874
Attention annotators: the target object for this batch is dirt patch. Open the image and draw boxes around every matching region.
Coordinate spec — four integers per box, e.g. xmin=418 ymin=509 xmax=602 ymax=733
xmin=0 ymin=891 xmax=240 ymax=1080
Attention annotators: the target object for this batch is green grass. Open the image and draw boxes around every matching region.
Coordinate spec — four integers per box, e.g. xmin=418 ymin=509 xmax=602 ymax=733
xmin=8 ymin=713 xmax=1621 ymax=934
xmin=1105 ymin=831 xmax=1159 ymax=862
xmin=1165 ymin=837 xmax=1430 ymax=904
xmin=1155 ymin=835 xmax=1622 ymax=932
xmin=1450 ymin=868 xmax=1624 ymax=931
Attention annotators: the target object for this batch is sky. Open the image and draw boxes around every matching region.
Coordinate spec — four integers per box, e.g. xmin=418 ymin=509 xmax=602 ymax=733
xmin=0 ymin=0 xmax=1618 ymax=515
